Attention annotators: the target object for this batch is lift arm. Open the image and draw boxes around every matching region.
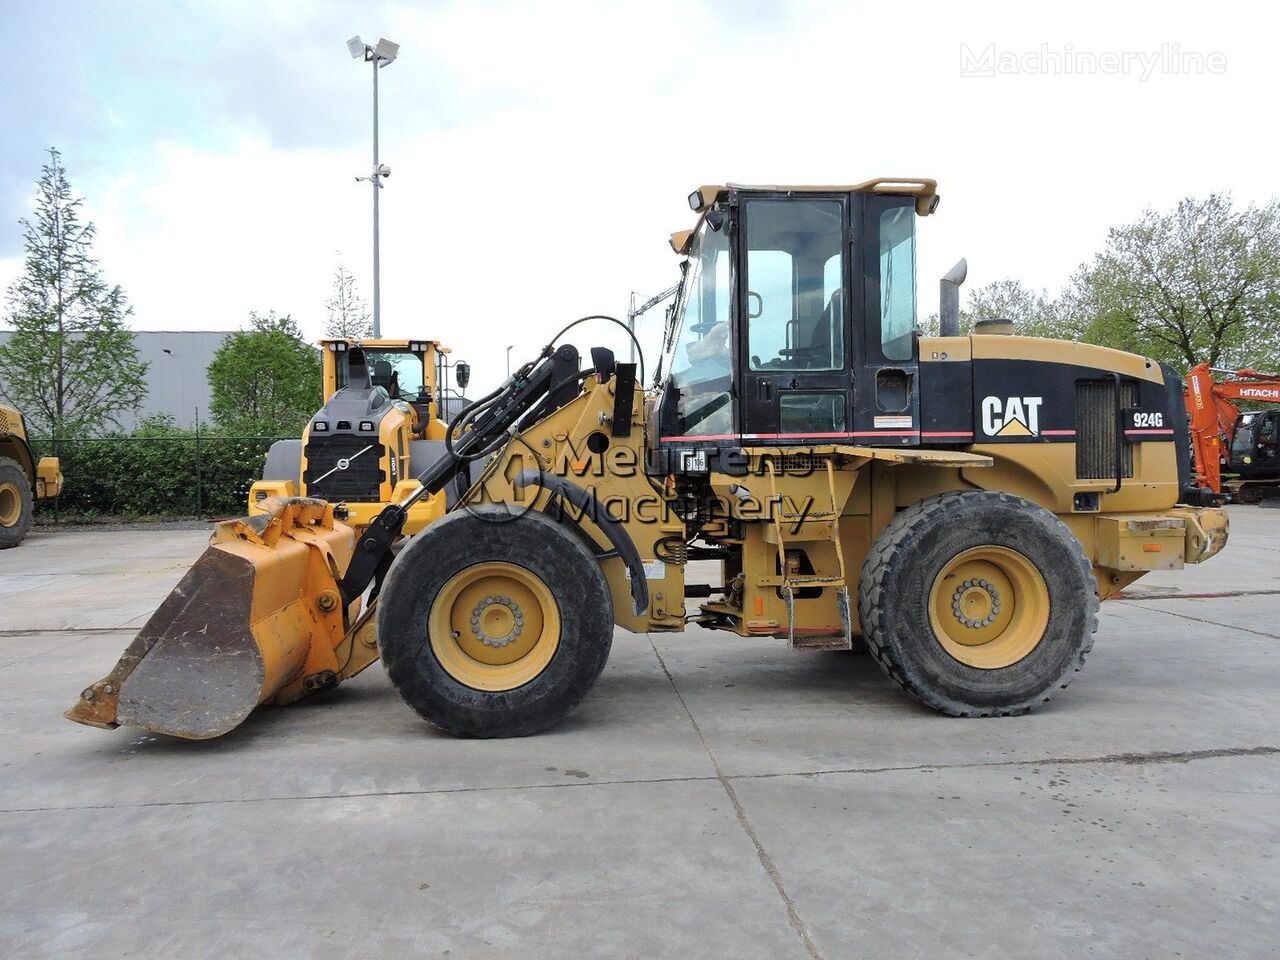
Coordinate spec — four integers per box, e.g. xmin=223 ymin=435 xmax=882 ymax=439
xmin=338 ymin=343 xmax=585 ymax=603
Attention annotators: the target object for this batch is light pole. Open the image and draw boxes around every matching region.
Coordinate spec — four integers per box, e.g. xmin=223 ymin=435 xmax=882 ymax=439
xmin=347 ymin=35 xmax=399 ymax=338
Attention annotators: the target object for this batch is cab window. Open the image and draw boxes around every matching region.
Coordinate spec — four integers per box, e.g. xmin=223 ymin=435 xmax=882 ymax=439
xmin=878 ymin=206 xmax=916 ymax=361
xmin=745 ymin=199 xmax=845 ymax=371
xmin=337 ymin=350 xmax=427 ymax=401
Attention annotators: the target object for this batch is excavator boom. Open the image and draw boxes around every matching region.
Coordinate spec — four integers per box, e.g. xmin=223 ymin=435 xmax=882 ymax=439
xmin=1186 ymin=362 xmax=1280 ymax=494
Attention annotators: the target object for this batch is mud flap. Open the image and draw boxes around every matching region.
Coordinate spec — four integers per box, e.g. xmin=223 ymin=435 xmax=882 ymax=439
xmin=784 ymin=586 xmax=795 ymax=646
xmin=836 ymin=586 xmax=854 ymax=649
xmin=512 ymin=470 xmax=649 ymax=616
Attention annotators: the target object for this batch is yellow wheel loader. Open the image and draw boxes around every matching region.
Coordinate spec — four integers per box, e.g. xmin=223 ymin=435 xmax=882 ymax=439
xmin=248 ymin=338 xmax=467 ymax=535
xmin=0 ymin=403 xmax=62 ymax=548
xmin=67 ymin=178 xmax=1228 ymax=740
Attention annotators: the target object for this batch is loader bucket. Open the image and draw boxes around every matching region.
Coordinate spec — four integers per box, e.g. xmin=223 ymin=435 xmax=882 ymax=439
xmin=65 ymin=498 xmax=359 ymax=739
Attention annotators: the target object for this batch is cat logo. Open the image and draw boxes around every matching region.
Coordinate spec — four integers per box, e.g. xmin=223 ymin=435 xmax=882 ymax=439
xmin=981 ymin=396 xmax=1043 ymax=437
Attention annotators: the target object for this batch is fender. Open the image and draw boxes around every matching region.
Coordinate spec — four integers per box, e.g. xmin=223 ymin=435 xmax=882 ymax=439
xmin=514 ymin=470 xmax=649 ymax=617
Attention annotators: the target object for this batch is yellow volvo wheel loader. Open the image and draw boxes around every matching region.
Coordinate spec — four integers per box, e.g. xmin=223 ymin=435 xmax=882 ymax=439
xmin=248 ymin=338 xmax=468 ymax=535
xmin=67 ymin=178 xmax=1228 ymax=740
xmin=0 ymin=402 xmax=62 ymax=548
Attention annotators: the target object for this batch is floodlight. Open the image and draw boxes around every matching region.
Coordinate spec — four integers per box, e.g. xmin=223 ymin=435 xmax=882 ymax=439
xmin=347 ymin=35 xmax=365 ymax=59
xmin=374 ymin=38 xmax=399 ymax=63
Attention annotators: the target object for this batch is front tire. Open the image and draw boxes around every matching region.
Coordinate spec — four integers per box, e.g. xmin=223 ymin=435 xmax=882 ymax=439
xmin=378 ymin=507 xmax=614 ymax=737
xmin=0 ymin=457 xmax=33 ymax=549
xmin=857 ymin=491 xmax=1097 ymax=716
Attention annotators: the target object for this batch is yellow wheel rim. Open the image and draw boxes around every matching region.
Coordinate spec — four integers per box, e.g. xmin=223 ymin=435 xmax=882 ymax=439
xmin=428 ymin=561 xmax=561 ymax=691
xmin=927 ymin=546 xmax=1050 ymax=670
xmin=0 ymin=481 xmax=21 ymax=528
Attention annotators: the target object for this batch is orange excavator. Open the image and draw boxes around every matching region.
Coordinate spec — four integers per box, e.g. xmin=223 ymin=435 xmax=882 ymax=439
xmin=1185 ymin=362 xmax=1280 ymax=502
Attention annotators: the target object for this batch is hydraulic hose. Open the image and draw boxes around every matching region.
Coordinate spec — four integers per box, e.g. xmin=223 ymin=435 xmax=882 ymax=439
xmin=544 ymin=314 xmax=646 ymax=387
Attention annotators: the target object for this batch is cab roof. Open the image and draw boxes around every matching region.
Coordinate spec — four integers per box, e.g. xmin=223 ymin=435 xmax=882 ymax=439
xmin=671 ymin=177 xmax=938 ymax=255
xmin=318 ymin=337 xmax=445 ymax=351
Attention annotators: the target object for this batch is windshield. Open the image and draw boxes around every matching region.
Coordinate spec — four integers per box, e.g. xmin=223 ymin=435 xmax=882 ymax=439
xmin=1231 ymin=415 xmax=1256 ymax=458
xmin=338 ymin=349 xmax=428 ymax=401
xmin=659 ymin=220 xmax=734 ymax=437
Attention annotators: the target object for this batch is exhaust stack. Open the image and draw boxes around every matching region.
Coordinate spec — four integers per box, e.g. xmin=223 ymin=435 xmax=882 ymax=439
xmin=939 ymin=258 xmax=968 ymax=337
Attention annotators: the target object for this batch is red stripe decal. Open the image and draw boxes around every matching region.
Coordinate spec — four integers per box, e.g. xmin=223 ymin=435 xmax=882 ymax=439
xmin=921 ymin=431 xmax=974 ymax=438
xmin=659 ymin=434 xmax=737 ymax=442
xmin=741 ymin=432 xmax=860 ymax=440
xmin=1040 ymin=430 xmax=1077 ymax=436
xmin=1125 ymin=428 xmax=1175 ymax=436
xmin=739 ymin=431 xmax=921 ymax=440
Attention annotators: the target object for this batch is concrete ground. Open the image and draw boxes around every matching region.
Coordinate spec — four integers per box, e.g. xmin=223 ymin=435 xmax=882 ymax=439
xmin=0 ymin=507 xmax=1277 ymax=959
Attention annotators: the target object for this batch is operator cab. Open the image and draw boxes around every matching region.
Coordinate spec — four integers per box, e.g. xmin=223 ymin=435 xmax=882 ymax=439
xmin=654 ymin=180 xmax=937 ymax=459
xmin=326 ymin=339 xmax=441 ymax=427
xmin=1231 ymin=410 xmax=1280 ymax=479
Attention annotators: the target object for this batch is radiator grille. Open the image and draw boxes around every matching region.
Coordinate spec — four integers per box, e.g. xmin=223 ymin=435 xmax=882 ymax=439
xmin=303 ymin=435 xmax=385 ymax=501
xmin=764 ymin=452 xmax=829 ymax=476
xmin=0 ymin=409 xmax=13 ymax=434
xmin=1075 ymin=380 xmax=1138 ymax=480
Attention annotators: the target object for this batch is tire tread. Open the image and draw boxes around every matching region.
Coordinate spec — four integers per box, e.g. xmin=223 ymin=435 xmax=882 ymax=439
xmin=0 ymin=456 xmax=33 ymax=549
xmin=857 ymin=491 xmax=1098 ymax=717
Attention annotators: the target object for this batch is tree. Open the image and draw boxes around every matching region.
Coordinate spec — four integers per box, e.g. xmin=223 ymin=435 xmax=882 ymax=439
xmin=0 ymin=148 xmax=148 ymax=436
xmin=1069 ymin=195 xmax=1280 ymax=372
xmin=961 ymin=279 xmax=1076 ymax=339
xmin=920 ymin=279 xmax=1074 ymax=339
xmin=206 ymin=311 xmax=321 ymax=436
xmin=324 ymin=262 xmax=372 ymax=339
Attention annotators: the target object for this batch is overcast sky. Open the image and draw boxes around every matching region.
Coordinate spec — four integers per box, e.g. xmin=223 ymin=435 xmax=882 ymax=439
xmin=1 ymin=1 xmax=1273 ymax=392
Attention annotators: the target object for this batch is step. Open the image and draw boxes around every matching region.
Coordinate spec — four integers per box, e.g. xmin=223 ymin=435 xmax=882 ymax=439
xmin=789 ymin=633 xmax=853 ymax=651
xmin=755 ymin=574 xmax=847 ymax=588
xmin=784 ymin=575 xmax=845 ymax=587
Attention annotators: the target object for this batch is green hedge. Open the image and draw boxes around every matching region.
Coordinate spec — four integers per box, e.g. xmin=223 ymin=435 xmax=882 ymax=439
xmin=30 ymin=426 xmax=286 ymax=519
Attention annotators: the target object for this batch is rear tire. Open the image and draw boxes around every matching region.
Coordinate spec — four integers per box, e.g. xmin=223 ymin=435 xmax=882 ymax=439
xmin=857 ymin=491 xmax=1097 ymax=716
xmin=0 ymin=457 xmax=33 ymax=549
xmin=378 ymin=507 xmax=614 ymax=737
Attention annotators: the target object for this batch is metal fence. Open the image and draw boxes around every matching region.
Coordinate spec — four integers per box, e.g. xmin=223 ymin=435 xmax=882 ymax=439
xmin=30 ymin=434 xmax=288 ymax=521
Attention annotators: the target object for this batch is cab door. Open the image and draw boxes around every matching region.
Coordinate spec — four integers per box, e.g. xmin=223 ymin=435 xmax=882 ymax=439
xmin=854 ymin=194 xmax=921 ymax=446
xmin=737 ymin=194 xmax=853 ymax=440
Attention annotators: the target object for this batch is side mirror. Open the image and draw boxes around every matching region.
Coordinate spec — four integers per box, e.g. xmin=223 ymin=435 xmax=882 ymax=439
xmin=590 ymin=346 xmax=616 ymax=382
xmin=455 ymin=361 xmax=470 ymax=390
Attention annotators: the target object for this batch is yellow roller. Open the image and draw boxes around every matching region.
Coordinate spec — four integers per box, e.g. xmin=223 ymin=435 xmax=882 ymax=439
xmin=65 ymin=498 xmax=369 ymax=739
